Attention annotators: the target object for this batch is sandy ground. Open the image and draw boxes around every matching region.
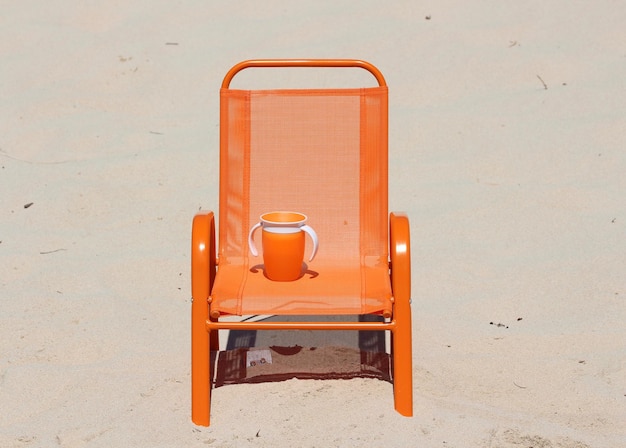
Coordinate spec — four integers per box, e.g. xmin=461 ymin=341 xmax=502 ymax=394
xmin=1 ymin=1 xmax=625 ymax=447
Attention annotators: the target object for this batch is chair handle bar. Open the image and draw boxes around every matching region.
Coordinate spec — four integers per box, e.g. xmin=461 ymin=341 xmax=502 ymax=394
xmin=221 ymin=59 xmax=387 ymax=89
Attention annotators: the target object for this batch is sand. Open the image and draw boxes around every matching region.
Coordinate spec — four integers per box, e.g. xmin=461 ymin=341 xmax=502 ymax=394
xmin=1 ymin=1 xmax=625 ymax=447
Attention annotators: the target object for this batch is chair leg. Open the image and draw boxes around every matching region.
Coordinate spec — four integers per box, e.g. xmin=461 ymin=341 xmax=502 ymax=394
xmin=191 ymin=300 xmax=211 ymax=426
xmin=392 ymin=310 xmax=413 ymax=416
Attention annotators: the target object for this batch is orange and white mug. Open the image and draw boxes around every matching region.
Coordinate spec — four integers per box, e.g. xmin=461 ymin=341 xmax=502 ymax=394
xmin=248 ymin=211 xmax=319 ymax=281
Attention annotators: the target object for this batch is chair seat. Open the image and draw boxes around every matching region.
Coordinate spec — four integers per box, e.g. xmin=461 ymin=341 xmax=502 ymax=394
xmin=211 ymin=257 xmax=392 ymax=316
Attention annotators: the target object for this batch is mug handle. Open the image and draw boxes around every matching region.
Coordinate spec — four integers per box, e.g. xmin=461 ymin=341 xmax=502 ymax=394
xmin=248 ymin=222 xmax=262 ymax=256
xmin=301 ymin=225 xmax=319 ymax=261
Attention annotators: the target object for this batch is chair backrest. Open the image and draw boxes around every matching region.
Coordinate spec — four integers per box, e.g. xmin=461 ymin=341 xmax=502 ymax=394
xmin=218 ymin=60 xmax=388 ymax=268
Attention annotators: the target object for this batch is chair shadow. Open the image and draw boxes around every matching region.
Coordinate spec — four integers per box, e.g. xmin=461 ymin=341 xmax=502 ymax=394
xmin=215 ymin=314 xmax=389 ymax=387
xmin=225 ymin=314 xmax=386 ymax=352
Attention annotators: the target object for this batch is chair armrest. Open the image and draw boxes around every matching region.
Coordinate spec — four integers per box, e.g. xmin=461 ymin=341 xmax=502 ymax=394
xmin=390 ymin=212 xmax=411 ymax=303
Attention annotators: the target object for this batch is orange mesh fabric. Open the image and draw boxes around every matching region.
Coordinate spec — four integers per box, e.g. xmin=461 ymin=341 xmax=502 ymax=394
xmin=212 ymin=86 xmax=390 ymax=315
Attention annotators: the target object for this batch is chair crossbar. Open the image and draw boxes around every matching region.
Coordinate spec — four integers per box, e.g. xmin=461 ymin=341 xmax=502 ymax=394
xmin=206 ymin=320 xmax=396 ymax=332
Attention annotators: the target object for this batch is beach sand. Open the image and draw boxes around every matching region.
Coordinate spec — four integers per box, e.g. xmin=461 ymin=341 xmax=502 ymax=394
xmin=1 ymin=1 xmax=625 ymax=446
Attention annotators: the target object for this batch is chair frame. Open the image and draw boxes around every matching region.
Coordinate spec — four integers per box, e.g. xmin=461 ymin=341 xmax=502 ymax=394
xmin=191 ymin=59 xmax=412 ymax=426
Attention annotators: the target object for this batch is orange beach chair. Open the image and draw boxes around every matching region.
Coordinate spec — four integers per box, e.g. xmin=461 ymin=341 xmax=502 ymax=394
xmin=191 ymin=59 xmax=412 ymax=426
